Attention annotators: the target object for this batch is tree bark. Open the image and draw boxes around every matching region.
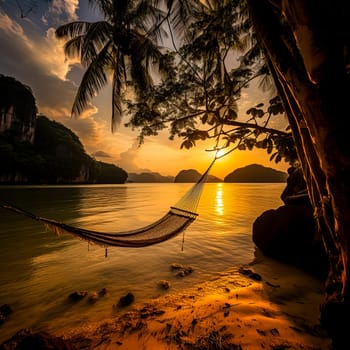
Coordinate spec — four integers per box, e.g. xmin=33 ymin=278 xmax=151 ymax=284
xmin=247 ymin=0 xmax=350 ymax=346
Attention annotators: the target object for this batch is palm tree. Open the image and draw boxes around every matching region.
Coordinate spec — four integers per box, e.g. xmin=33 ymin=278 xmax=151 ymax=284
xmin=55 ymin=0 xmax=170 ymax=130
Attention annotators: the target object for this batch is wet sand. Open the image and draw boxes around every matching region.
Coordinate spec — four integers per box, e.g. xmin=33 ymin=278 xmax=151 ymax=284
xmin=61 ymin=255 xmax=332 ymax=349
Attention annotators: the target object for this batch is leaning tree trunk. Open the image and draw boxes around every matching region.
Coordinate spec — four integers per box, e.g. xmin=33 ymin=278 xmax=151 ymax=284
xmin=247 ymin=0 xmax=350 ymax=347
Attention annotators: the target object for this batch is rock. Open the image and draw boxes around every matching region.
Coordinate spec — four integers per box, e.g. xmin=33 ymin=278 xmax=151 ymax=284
xmin=176 ymin=271 xmax=186 ymax=277
xmin=184 ymin=267 xmax=193 ymax=275
xmin=0 ymin=304 xmax=12 ymax=324
xmin=0 ymin=328 xmax=77 ymax=350
xmin=117 ymin=292 xmax=135 ymax=307
xmin=158 ymin=280 xmax=170 ymax=290
xmin=88 ymin=292 xmax=98 ymax=303
xmin=170 ymin=263 xmax=184 ymax=270
xmin=68 ymin=291 xmax=88 ymax=302
xmin=281 ymin=167 xmax=311 ymax=206
xmin=252 ymin=204 xmax=328 ymax=279
xmin=172 ymin=264 xmax=194 ymax=277
xmin=238 ymin=267 xmax=262 ymax=281
xmin=98 ymin=288 xmax=107 ymax=297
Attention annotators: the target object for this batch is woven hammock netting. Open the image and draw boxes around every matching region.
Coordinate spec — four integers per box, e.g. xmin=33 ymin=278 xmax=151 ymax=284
xmin=1 ymin=159 xmax=216 ymax=248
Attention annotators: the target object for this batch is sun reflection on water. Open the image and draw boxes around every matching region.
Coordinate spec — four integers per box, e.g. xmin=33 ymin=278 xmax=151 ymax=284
xmin=215 ymin=183 xmax=224 ymax=217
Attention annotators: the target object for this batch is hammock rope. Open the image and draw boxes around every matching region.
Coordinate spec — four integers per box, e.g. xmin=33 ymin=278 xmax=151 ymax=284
xmin=1 ymin=157 xmax=217 ymax=248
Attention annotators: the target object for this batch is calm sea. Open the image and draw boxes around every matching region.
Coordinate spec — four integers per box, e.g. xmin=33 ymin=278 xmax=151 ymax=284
xmin=0 ymin=183 xmax=284 ymax=341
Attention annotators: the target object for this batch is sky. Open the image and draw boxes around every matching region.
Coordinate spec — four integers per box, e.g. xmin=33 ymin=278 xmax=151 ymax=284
xmin=0 ymin=0 xmax=289 ymax=179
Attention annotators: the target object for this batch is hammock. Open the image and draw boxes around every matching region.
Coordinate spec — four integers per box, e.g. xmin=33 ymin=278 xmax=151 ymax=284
xmin=0 ymin=159 xmax=216 ymax=249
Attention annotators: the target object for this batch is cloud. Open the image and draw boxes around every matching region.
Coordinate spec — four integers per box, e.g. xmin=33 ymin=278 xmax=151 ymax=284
xmin=43 ymin=0 xmax=79 ymax=24
xmin=92 ymin=150 xmax=111 ymax=158
xmin=0 ymin=12 xmax=72 ymax=83
xmin=0 ymin=11 xmax=104 ymax=149
xmin=0 ymin=12 xmax=89 ymax=111
xmin=63 ymin=114 xmax=103 ymax=148
xmin=117 ymin=140 xmax=146 ymax=173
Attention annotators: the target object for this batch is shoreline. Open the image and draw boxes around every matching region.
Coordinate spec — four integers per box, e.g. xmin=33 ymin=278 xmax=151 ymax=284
xmin=57 ymin=254 xmax=332 ymax=349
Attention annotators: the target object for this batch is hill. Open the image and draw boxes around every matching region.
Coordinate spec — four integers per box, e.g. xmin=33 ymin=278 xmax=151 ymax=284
xmin=0 ymin=75 xmax=127 ymax=184
xmin=0 ymin=115 xmax=127 ymax=184
xmin=174 ymin=169 xmax=222 ymax=183
xmin=224 ymin=164 xmax=287 ymax=183
xmin=127 ymin=172 xmax=174 ymax=183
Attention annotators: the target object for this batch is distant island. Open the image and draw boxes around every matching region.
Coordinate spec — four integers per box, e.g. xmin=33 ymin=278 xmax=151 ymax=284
xmin=127 ymin=172 xmax=174 ymax=183
xmin=224 ymin=164 xmax=287 ymax=183
xmin=174 ymin=169 xmax=222 ymax=183
xmin=0 ymin=75 xmax=287 ymax=185
xmin=172 ymin=165 xmax=286 ymax=183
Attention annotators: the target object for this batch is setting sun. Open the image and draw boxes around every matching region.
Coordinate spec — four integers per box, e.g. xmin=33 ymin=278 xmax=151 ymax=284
xmin=215 ymin=148 xmax=227 ymax=159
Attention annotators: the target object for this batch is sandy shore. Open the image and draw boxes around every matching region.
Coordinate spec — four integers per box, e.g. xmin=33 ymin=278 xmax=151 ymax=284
xmin=59 ymin=254 xmax=332 ymax=350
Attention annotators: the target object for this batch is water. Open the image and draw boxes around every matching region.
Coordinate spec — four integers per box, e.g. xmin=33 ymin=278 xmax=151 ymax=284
xmin=0 ymin=183 xmax=284 ymax=341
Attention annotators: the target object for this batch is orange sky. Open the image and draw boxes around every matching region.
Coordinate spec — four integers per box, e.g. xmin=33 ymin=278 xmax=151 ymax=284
xmin=0 ymin=3 xmax=290 ymax=179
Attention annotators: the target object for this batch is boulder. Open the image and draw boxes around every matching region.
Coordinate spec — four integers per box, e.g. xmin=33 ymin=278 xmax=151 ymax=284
xmin=252 ymin=204 xmax=328 ymax=279
xmin=117 ymin=292 xmax=135 ymax=307
xmin=281 ymin=166 xmax=310 ymax=206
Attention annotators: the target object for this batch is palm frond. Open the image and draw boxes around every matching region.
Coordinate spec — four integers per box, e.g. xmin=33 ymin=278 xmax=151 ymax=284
xmin=64 ymin=35 xmax=84 ymax=60
xmin=88 ymin=0 xmax=114 ymax=19
xmin=134 ymin=0 xmax=166 ymax=26
xmin=72 ymin=41 xmax=113 ymax=118
xmin=169 ymin=0 xmax=202 ymax=41
xmin=55 ymin=21 xmax=91 ymax=39
xmin=111 ymin=50 xmax=124 ymax=131
xmin=81 ymin=21 xmax=112 ymax=66
xmin=140 ymin=36 xmax=164 ymax=65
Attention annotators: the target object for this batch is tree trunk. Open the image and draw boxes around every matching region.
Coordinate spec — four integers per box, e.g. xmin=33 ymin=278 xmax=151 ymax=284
xmin=247 ymin=0 xmax=350 ymax=346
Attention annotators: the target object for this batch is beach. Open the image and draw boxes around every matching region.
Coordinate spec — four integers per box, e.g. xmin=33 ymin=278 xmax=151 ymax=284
xmin=58 ymin=253 xmax=332 ymax=350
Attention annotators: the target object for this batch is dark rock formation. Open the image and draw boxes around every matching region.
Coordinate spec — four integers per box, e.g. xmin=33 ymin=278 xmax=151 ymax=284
xmin=281 ymin=167 xmax=310 ymax=205
xmin=0 ymin=76 xmax=128 ymax=184
xmin=174 ymin=169 xmax=222 ymax=183
xmin=0 ymin=115 xmax=127 ymax=184
xmin=224 ymin=164 xmax=287 ymax=183
xmin=252 ymin=167 xmax=328 ymax=279
xmin=96 ymin=161 xmax=128 ymax=184
xmin=0 ymin=74 xmax=36 ymax=143
xmin=0 ymin=328 xmax=77 ymax=350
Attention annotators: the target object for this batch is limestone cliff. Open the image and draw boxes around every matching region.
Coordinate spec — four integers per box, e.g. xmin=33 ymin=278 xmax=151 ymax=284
xmin=0 ymin=74 xmax=36 ymax=143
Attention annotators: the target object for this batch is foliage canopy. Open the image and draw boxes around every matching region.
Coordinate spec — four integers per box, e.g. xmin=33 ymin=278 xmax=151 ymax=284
xmin=56 ymin=0 xmax=295 ymax=165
